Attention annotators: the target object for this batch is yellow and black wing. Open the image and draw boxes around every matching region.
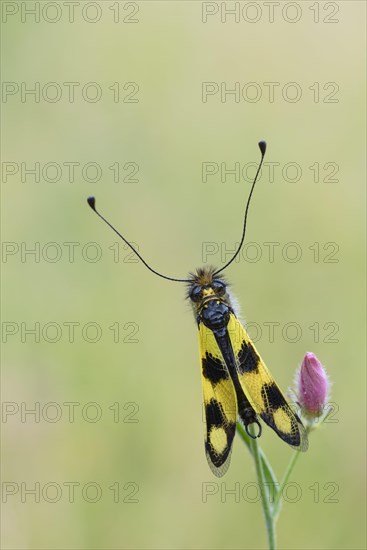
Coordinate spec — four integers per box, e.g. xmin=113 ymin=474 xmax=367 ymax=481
xmin=227 ymin=314 xmax=308 ymax=451
xmin=199 ymin=322 xmax=238 ymax=477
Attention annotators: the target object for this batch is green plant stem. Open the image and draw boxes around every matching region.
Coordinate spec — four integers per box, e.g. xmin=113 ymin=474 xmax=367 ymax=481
xmin=237 ymin=423 xmax=307 ymax=549
xmin=249 ymin=425 xmax=277 ymax=550
xmin=273 ymin=426 xmax=310 ymax=517
xmin=236 ymin=424 xmax=278 ymax=489
xmin=273 ymin=449 xmax=301 ymax=519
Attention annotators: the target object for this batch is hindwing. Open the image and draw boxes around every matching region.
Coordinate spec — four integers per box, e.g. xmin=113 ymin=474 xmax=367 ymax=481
xmin=199 ymin=322 xmax=237 ymax=477
xmin=227 ymin=314 xmax=308 ymax=451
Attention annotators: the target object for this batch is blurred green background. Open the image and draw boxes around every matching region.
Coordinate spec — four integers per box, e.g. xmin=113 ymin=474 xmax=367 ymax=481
xmin=2 ymin=1 xmax=366 ymax=549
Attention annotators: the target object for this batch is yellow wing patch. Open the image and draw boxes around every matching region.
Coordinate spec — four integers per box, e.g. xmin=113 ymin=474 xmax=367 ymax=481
xmin=209 ymin=426 xmax=228 ymax=454
xmin=227 ymin=314 xmax=308 ymax=451
xmin=199 ymin=323 xmax=237 ymax=477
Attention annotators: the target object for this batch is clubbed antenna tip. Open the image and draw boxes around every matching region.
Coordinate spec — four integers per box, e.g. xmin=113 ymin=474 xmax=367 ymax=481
xmin=258 ymin=140 xmax=267 ymax=155
xmin=87 ymin=196 xmax=96 ymax=211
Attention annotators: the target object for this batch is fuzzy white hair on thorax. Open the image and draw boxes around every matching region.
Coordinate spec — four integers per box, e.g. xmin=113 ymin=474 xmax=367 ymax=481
xmin=226 ymin=287 xmax=244 ymax=322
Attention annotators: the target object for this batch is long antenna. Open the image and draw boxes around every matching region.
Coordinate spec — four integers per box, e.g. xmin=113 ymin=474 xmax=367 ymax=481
xmin=87 ymin=197 xmax=190 ymax=283
xmin=213 ymin=140 xmax=266 ymax=276
xmin=87 ymin=140 xmax=266 ymax=283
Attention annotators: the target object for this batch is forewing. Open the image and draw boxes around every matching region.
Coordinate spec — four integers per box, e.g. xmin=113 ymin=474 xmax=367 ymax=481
xmin=227 ymin=314 xmax=308 ymax=451
xmin=199 ymin=322 xmax=238 ymax=476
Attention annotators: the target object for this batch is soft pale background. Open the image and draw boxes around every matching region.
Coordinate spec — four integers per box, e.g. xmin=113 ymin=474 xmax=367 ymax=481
xmin=2 ymin=1 xmax=366 ymax=549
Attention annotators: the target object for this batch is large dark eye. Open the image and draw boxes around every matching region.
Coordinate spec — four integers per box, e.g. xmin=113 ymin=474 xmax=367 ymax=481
xmin=212 ymin=280 xmax=226 ymax=296
xmin=189 ymin=285 xmax=203 ymax=303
